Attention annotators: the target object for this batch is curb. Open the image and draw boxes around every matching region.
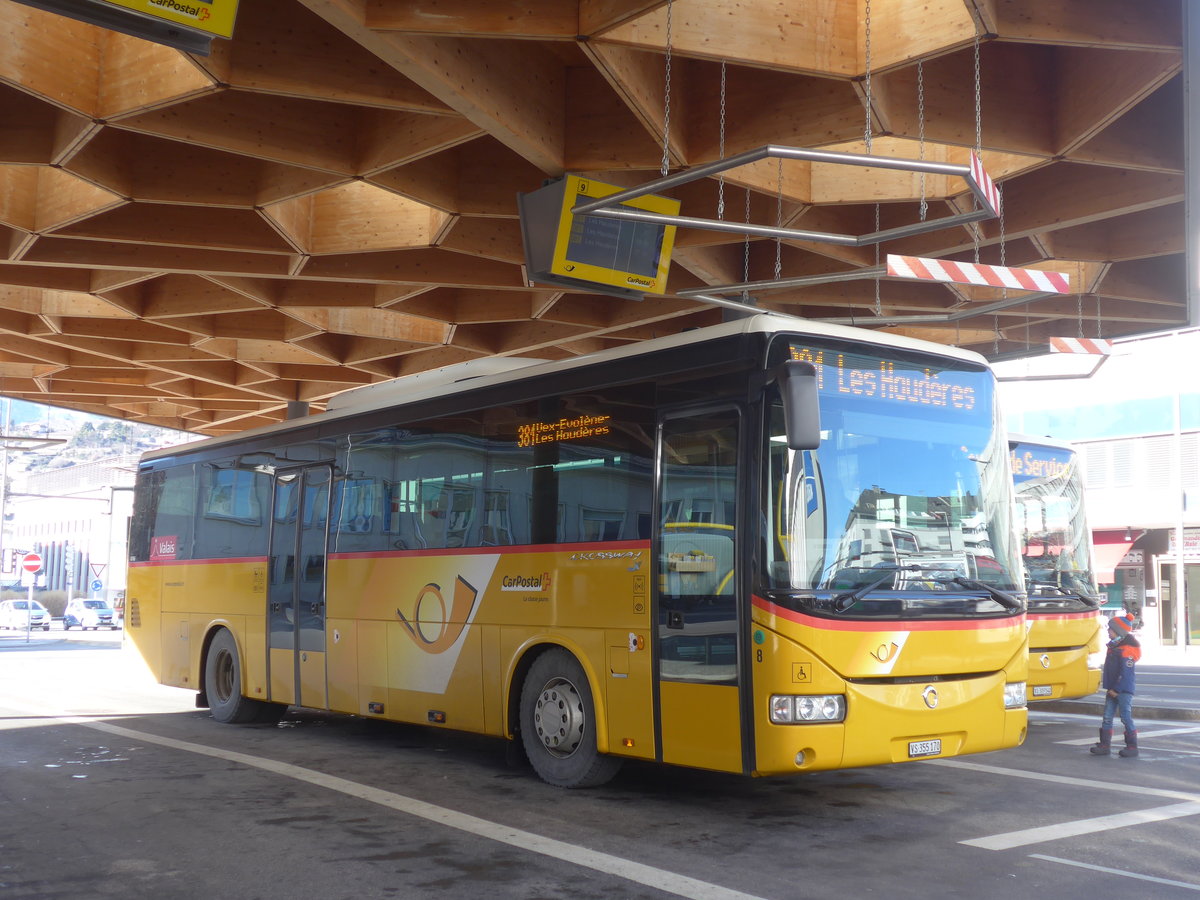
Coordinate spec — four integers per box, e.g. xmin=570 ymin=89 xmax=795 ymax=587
xmin=1033 ymin=699 xmax=1200 ymax=723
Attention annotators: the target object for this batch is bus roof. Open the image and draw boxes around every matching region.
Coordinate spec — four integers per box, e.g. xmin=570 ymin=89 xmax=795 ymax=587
xmin=1008 ymin=432 xmax=1078 ymax=452
xmin=139 ymin=313 xmax=991 ymax=465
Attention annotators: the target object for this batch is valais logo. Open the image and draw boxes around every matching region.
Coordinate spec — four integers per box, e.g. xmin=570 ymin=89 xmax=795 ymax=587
xmin=150 ymin=535 xmax=178 ymax=560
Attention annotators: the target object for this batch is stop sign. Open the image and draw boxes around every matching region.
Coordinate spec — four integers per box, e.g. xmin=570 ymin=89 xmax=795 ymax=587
xmin=21 ymin=553 xmax=42 ymax=573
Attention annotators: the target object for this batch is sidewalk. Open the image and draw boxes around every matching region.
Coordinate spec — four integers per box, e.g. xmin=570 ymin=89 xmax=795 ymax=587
xmin=1136 ymin=642 xmax=1200 ymax=668
xmin=1035 ymin=640 xmax=1200 ymax=723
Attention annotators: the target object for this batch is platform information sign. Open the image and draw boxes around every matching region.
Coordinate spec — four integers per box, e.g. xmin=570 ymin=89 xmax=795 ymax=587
xmin=100 ymin=0 xmax=240 ymax=38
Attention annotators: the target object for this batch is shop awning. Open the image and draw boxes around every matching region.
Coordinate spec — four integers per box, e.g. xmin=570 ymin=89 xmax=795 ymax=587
xmin=1093 ymin=537 xmax=1135 ymax=585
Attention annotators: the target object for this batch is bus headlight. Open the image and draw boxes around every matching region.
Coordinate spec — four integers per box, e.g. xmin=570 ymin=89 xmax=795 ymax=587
xmin=1004 ymin=682 xmax=1027 ymax=709
xmin=1087 ymin=650 xmax=1104 ymax=670
xmin=770 ymin=694 xmax=846 ymax=724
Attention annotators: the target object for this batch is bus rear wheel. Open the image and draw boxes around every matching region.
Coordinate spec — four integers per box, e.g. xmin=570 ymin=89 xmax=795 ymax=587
xmin=204 ymin=628 xmax=284 ymax=724
xmin=519 ymin=648 xmax=622 ymax=788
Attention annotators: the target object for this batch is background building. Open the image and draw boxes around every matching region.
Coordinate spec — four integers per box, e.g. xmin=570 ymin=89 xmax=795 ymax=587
xmin=1 ymin=399 xmax=185 ymax=610
xmin=998 ymin=329 xmax=1200 ymax=648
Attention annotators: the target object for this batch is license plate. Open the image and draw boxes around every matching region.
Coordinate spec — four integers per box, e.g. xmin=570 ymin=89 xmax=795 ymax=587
xmin=908 ymin=739 xmax=942 ymax=758
xmin=1032 ymin=685 xmax=1053 ymax=697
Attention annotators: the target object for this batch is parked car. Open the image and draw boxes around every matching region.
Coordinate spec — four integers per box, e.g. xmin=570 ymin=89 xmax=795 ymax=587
xmin=63 ymin=598 xmax=120 ymax=631
xmin=0 ymin=599 xmax=51 ymax=631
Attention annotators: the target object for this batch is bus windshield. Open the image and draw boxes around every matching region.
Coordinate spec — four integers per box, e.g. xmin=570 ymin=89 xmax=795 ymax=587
xmin=764 ymin=340 xmax=1022 ymax=612
xmin=1010 ymin=439 xmax=1096 ymax=599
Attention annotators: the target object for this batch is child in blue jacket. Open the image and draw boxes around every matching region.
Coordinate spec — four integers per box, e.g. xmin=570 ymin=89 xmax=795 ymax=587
xmin=1090 ymin=612 xmax=1141 ymax=758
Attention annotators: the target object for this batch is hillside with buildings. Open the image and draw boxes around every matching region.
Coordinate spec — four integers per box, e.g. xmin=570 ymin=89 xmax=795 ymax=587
xmin=1 ymin=400 xmax=191 ymax=598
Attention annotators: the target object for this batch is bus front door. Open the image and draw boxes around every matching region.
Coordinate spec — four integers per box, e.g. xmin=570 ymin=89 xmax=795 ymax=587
xmin=268 ymin=465 xmax=332 ymax=709
xmin=655 ymin=408 xmax=745 ymax=774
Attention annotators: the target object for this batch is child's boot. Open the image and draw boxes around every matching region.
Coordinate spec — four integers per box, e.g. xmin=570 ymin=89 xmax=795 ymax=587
xmin=1089 ymin=728 xmax=1112 ymax=755
xmin=1118 ymin=731 xmax=1138 ymax=758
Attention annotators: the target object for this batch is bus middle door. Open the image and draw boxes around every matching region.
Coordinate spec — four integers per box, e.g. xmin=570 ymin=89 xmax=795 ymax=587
xmin=268 ymin=465 xmax=332 ymax=709
xmin=655 ymin=408 xmax=745 ymax=774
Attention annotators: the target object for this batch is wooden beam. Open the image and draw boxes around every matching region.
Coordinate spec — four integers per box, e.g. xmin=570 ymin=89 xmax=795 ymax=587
xmin=300 ymin=1 xmax=568 ymax=173
xmin=991 ymin=0 xmax=1182 ymax=51
xmin=365 ymin=0 xmax=578 ymax=38
xmin=299 ymin=246 xmax=526 ymax=287
xmin=1069 ymin=76 xmax=1183 ymax=173
xmin=118 ymin=91 xmax=368 ymax=175
xmin=221 ymin=0 xmax=453 ymax=112
xmin=1053 ymin=48 xmax=1180 ymax=154
xmin=601 ymin=0 xmax=859 ymax=77
xmin=580 ymin=42 xmax=686 ymax=168
xmin=1040 ymin=204 xmax=1184 ymax=262
xmin=437 ymin=216 xmax=526 ymax=264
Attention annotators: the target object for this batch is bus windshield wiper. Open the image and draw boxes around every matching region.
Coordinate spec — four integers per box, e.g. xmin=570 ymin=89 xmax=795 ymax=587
xmin=949 ymin=577 xmax=1023 ymax=612
xmin=1028 ymin=586 xmax=1102 ymax=610
xmin=1027 ymin=592 xmax=1099 ymax=614
xmin=1029 ymin=583 xmax=1072 ymax=596
xmin=832 ymin=564 xmax=943 ymax=612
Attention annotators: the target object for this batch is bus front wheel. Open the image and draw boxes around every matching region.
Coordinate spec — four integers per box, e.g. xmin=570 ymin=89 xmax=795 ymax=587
xmin=519 ymin=648 xmax=622 ymax=788
xmin=204 ymin=628 xmax=283 ymax=724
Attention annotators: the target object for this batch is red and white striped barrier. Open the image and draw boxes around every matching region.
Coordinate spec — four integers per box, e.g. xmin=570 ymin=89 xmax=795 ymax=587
xmin=886 ymin=254 xmax=1071 ymax=294
xmin=970 ymin=152 xmax=1001 ymax=217
xmin=1049 ymin=337 xmax=1113 ymax=355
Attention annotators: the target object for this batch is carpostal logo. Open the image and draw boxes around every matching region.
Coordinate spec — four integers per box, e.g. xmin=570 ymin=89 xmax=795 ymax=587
xmin=625 ymin=275 xmax=654 ymax=288
xmin=149 ymin=0 xmax=213 ymax=22
xmin=501 ymin=572 xmax=552 ymax=592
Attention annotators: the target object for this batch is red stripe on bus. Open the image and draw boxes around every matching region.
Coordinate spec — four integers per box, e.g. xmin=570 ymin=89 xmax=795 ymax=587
xmin=1026 ymin=610 xmax=1100 ymax=621
xmin=753 ymin=595 xmax=1023 ymax=632
xmin=330 ymin=540 xmax=650 ymax=561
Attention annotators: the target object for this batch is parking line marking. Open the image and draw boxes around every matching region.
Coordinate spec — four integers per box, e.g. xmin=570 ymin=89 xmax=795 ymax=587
xmin=59 ymin=716 xmax=769 ymax=900
xmin=1030 ymin=855 xmax=1200 ymax=891
xmin=1057 ymin=725 xmax=1200 ymax=746
xmin=960 ymin=801 xmax=1200 ymax=850
xmin=929 ymin=758 xmax=1200 ymax=803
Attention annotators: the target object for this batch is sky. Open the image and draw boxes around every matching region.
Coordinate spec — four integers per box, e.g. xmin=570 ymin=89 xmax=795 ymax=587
xmin=995 ymin=328 xmax=1200 ymax=442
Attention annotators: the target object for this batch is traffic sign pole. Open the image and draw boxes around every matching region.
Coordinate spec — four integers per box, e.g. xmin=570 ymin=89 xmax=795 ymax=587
xmin=20 ymin=553 xmax=43 ymax=644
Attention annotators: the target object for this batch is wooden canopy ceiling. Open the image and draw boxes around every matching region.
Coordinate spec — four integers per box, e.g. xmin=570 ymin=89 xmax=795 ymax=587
xmin=0 ymin=0 xmax=1187 ymax=435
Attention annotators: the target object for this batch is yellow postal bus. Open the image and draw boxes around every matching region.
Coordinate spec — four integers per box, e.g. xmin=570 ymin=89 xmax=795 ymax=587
xmin=1009 ymin=434 xmax=1103 ymax=701
xmin=126 ymin=315 xmax=1028 ymax=787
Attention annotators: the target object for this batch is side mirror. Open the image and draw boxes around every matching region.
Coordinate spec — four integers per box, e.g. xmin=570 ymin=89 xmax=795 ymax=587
xmin=776 ymin=360 xmax=821 ymax=450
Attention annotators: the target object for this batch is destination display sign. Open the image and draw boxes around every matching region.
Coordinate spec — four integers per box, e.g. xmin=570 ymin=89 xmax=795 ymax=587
xmin=1009 ymin=442 xmax=1073 ymax=483
xmin=517 ymin=414 xmax=612 ymax=448
xmin=788 ymin=343 xmax=979 ymax=412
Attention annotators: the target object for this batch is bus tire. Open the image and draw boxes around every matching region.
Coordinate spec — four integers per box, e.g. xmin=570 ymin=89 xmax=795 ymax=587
xmin=205 ymin=628 xmax=275 ymax=725
xmin=519 ymin=647 xmax=622 ymax=788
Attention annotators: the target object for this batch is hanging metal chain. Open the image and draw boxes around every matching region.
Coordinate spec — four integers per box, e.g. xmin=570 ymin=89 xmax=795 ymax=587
xmin=998 ymin=185 xmax=1006 ymax=267
xmin=1096 ymin=292 xmax=1103 ymax=339
xmin=742 ymin=187 xmax=752 ymax=303
xmin=717 ymin=60 xmax=727 ymax=219
xmin=973 ymin=32 xmax=982 ymax=157
xmin=917 ymin=60 xmax=927 ymax=221
xmin=874 ymin=203 xmax=882 ymax=315
xmin=1077 ymin=288 xmax=1085 ymax=339
xmin=972 ymin=31 xmax=982 ymax=263
xmin=863 ymin=0 xmax=873 ymax=153
xmin=993 ymin=314 xmax=1000 ymax=355
xmin=997 ymin=183 xmax=1007 ymax=300
xmin=775 ymin=158 xmax=783 ymax=279
xmin=660 ymin=0 xmax=674 ymax=177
